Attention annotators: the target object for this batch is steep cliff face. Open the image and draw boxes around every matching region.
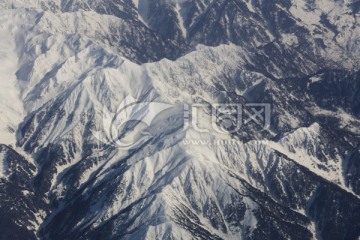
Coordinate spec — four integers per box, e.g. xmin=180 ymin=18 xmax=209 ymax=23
xmin=0 ymin=1 xmax=360 ymax=239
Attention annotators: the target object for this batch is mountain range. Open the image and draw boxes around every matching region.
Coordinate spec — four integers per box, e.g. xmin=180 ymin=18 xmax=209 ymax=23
xmin=0 ymin=0 xmax=360 ymax=239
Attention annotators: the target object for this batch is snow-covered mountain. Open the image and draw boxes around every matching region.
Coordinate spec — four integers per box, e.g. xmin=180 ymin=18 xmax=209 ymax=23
xmin=0 ymin=0 xmax=360 ymax=239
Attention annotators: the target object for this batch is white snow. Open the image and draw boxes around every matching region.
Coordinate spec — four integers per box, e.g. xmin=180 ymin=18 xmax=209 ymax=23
xmin=309 ymin=106 xmax=360 ymax=134
xmin=174 ymin=1 xmax=187 ymax=38
xmin=281 ymin=33 xmax=299 ymax=46
xmin=0 ymin=2 xmax=359 ymax=238
xmin=0 ymin=151 xmax=6 ymax=178
xmin=309 ymin=76 xmax=322 ymax=83
xmin=0 ymin=10 xmax=26 ymax=144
